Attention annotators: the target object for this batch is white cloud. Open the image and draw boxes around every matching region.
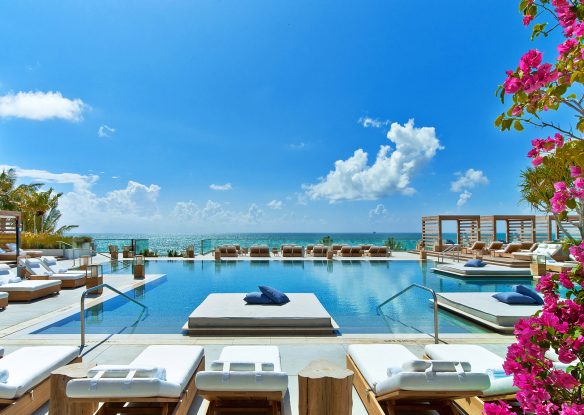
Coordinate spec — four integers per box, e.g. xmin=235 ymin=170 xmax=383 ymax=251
xmin=98 ymin=125 xmax=116 ymax=137
xmin=0 ymin=91 xmax=86 ymax=121
xmin=209 ymin=183 xmax=232 ymax=191
xmin=0 ymin=164 xmax=98 ymax=192
xmin=450 ymin=168 xmax=489 ymax=207
xmin=358 ymin=116 xmax=390 ymax=128
xmin=369 ymin=203 xmax=388 ymax=219
xmin=267 ymin=200 xmax=283 ymax=210
xmin=172 ymin=200 xmax=264 ymax=226
xmin=451 ymin=169 xmax=489 ymax=192
xmin=457 ymin=190 xmax=473 ymax=207
xmin=289 ymin=142 xmax=305 ymax=150
xmin=246 ymin=203 xmax=263 ymax=223
xmin=304 ymin=119 xmax=442 ymax=202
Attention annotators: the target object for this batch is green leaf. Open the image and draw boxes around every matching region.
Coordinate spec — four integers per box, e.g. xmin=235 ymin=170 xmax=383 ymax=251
xmin=567 ymin=199 xmax=577 ymax=210
xmin=494 ymin=113 xmax=504 ymax=127
xmin=501 ymin=118 xmax=513 ymax=131
xmin=514 ymin=120 xmax=524 ymax=131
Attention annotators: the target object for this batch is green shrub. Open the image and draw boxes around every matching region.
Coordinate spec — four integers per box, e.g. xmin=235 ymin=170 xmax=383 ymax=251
xmin=21 ymin=233 xmax=93 ymax=249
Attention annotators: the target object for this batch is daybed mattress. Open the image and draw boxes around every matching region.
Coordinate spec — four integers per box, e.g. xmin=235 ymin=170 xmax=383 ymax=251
xmin=187 ymin=293 xmax=336 ymax=332
xmin=436 ymin=292 xmax=540 ymax=329
xmin=433 ymin=263 xmax=531 ymax=277
xmin=348 ymin=344 xmax=489 ymax=396
xmin=0 ymin=280 xmax=61 ymax=292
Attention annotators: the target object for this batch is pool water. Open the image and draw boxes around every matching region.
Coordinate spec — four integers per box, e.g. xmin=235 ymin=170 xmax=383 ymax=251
xmin=35 ymin=260 xmax=534 ymax=335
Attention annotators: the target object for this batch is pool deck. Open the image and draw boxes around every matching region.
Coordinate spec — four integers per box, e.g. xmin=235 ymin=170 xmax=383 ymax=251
xmin=0 ymin=253 xmax=516 ymax=415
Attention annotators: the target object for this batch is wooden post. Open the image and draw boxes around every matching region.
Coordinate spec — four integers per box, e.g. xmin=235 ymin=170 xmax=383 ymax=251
xmin=50 ymin=363 xmax=98 ymax=415
xmin=298 ymin=360 xmax=353 ymax=415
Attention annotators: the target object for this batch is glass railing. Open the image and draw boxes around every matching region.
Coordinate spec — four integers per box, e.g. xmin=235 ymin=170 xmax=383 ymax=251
xmin=93 ymin=239 xmax=150 ymax=255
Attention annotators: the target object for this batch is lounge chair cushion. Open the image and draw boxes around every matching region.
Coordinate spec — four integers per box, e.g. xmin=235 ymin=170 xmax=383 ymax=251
xmin=464 ymin=259 xmax=486 ymax=268
xmin=0 ymin=280 xmax=60 ymax=292
xmin=259 ymin=286 xmax=289 ymax=305
xmin=514 ymin=284 xmax=544 ymax=305
xmin=0 ymin=346 xmax=79 ymax=399
xmin=424 ymin=344 xmax=515 ymax=396
xmin=244 ymin=292 xmax=274 ymax=305
xmin=66 ymin=345 xmax=204 ymax=399
xmin=492 ymin=292 xmax=537 ymax=305
xmin=48 ymin=273 xmax=85 ymax=281
xmin=348 ymin=344 xmax=490 ymax=396
xmin=195 ymin=346 xmax=288 ymax=394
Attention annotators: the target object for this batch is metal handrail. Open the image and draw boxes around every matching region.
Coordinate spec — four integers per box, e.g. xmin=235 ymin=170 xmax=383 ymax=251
xmin=437 ymin=245 xmax=460 ymax=263
xmin=376 ymin=283 xmax=440 ymax=344
xmin=80 ymin=284 xmax=147 ymax=349
xmin=57 ymin=240 xmax=79 ymax=266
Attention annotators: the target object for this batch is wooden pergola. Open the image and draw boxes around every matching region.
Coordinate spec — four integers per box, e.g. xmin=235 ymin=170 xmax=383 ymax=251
xmin=421 ymin=214 xmax=582 ymax=250
xmin=0 ymin=211 xmax=21 ymax=256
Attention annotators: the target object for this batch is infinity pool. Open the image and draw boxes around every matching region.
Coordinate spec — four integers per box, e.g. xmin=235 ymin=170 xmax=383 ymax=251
xmin=35 ymin=260 xmax=533 ymax=335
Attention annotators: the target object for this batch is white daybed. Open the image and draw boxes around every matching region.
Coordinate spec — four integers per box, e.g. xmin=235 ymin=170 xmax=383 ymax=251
xmin=432 ymin=263 xmax=531 ymax=277
xmin=184 ymin=293 xmax=338 ymax=334
xmin=347 ymin=344 xmax=490 ymax=415
xmin=196 ymin=345 xmax=288 ymax=414
xmin=0 ymin=346 xmax=80 ymax=414
xmin=0 ymin=264 xmax=61 ymax=301
xmin=66 ymin=345 xmax=204 ymax=414
xmin=435 ymin=292 xmax=541 ymax=332
xmin=23 ymin=258 xmax=85 ymax=289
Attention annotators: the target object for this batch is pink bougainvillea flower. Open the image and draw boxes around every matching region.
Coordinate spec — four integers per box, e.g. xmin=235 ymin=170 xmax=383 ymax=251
xmin=484 ymin=401 xmax=514 ymax=415
xmin=570 ymin=166 xmax=582 ymax=177
xmin=532 ymin=156 xmax=544 ymax=166
xmin=523 ymin=14 xmax=534 ymax=26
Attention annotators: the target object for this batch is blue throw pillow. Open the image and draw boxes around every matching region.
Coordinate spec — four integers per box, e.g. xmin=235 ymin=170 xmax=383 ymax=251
xmin=446 ymin=239 xmax=455 ymax=245
xmin=464 ymin=259 xmax=486 ymax=267
xmin=514 ymin=284 xmax=544 ymax=305
xmin=244 ymin=292 xmax=274 ymax=304
xmin=259 ymin=285 xmax=290 ymax=304
xmin=493 ymin=292 xmax=537 ymax=305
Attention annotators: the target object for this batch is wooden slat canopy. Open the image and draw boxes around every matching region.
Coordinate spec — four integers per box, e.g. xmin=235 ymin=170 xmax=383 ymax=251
xmin=0 ymin=211 xmax=21 ymax=256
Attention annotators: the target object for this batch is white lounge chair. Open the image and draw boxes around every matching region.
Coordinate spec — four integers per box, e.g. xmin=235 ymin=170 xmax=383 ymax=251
xmin=40 ymin=256 xmax=82 ymax=275
xmin=347 ymin=344 xmax=490 ymax=415
xmin=66 ymin=345 xmax=204 ymax=415
xmin=0 ymin=346 xmax=80 ymax=414
xmin=196 ymin=346 xmax=288 ymax=415
xmin=0 ymin=243 xmax=42 ymax=260
xmin=0 ymin=264 xmax=60 ymax=301
xmin=23 ymin=258 xmax=85 ymax=289
xmin=512 ymin=243 xmax=565 ymax=262
xmin=424 ymin=344 xmax=516 ymax=415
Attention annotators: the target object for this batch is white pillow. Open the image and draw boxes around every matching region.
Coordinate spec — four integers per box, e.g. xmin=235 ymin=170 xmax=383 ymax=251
xmin=8 ymin=277 xmax=21 ymax=283
xmin=87 ymin=365 xmax=166 ymax=380
xmin=401 ymin=360 xmax=471 ymax=373
xmin=210 ymin=361 xmax=275 ymax=372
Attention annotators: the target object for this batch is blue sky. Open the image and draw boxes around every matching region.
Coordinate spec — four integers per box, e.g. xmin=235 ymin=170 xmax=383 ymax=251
xmin=0 ymin=0 xmax=560 ymax=233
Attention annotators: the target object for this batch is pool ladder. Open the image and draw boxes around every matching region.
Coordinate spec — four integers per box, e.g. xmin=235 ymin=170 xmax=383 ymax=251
xmin=437 ymin=245 xmax=461 ymax=263
xmin=377 ymin=284 xmax=440 ymax=344
xmin=79 ymin=284 xmax=147 ymax=350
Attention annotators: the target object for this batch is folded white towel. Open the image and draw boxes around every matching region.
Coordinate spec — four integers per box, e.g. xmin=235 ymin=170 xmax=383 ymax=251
xmin=87 ymin=365 xmax=166 ymax=380
xmin=210 ymin=360 xmax=275 ymax=372
xmin=401 ymin=360 xmax=471 ymax=373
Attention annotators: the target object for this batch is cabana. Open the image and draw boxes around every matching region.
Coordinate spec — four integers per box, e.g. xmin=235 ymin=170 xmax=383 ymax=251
xmin=0 ymin=211 xmax=21 ymax=260
xmin=478 ymin=215 xmax=536 ymax=244
xmin=421 ymin=215 xmax=480 ymax=251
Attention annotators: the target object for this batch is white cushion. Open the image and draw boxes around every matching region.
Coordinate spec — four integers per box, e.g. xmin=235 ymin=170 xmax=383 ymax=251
xmin=25 ymin=259 xmax=52 ymax=276
xmin=0 ymin=280 xmax=61 ymax=292
xmin=66 ymin=345 xmax=204 ymax=399
xmin=349 ymin=344 xmax=490 ymax=396
xmin=0 ymin=346 xmax=79 ymax=399
xmin=424 ymin=344 xmax=515 ymax=396
xmin=0 ymin=292 xmax=8 ymax=300
xmin=41 ymin=256 xmax=57 ymax=266
xmin=48 ymin=273 xmax=84 ymax=281
xmin=195 ymin=346 xmax=288 ymax=394
xmin=0 ymin=264 xmax=10 ymax=271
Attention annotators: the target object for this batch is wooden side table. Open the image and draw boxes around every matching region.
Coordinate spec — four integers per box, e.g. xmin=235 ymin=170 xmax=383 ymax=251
xmin=50 ymin=362 xmax=97 ymax=415
xmin=298 ymin=360 xmax=353 ymax=415
xmin=86 ymin=275 xmax=103 ymax=295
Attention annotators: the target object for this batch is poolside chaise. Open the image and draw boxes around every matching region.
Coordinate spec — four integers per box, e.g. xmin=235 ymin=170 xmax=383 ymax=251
xmin=196 ymin=346 xmax=288 ymax=415
xmin=40 ymin=256 xmax=85 ymax=276
xmin=368 ymin=246 xmax=390 ymax=257
xmin=494 ymin=242 xmax=523 ymax=258
xmin=0 ymin=243 xmax=42 ymax=261
xmin=22 ymin=258 xmax=86 ymax=289
xmin=424 ymin=344 xmax=516 ymax=415
xmin=347 ymin=344 xmax=490 ymax=415
xmin=0 ymin=346 xmax=80 ymax=415
xmin=511 ymin=243 xmax=566 ymax=262
xmin=0 ymin=264 xmax=61 ymax=302
xmin=250 ymin=245 xmax=270 ymax=258
xmin=340 ymin=246 xmax=352 ymax=257
xmin=67 ymin=345 xmax=204 ymax=415
xmin=281 ymin=245 xmax=294 ymax=257
xmin=350 ymin=246 xmax=363 ymax=257
xmin=462 ymin=241 xmax=485 ymax=255
xmin=219 ymin=245 xmax=238 ymax=257
xmin=331 ymin=244 xmax=343 ymax=255
xmin=312 ymin=245 xmax=328 ymax=257
xmin=486 ymin=241 xmax=504 ymax=256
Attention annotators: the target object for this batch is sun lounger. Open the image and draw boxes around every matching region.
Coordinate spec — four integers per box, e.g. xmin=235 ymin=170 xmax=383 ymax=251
xmin=462 ymin=241 xmax=486 ymax=255
xmin=512 ymin=243 xmax=566 ymax=262
xmin=249 ymin=245 xmax=270 ymax=257
xmin=41 ymin=256 xmax=85 ymax=276
xmin=0 ymin=243 xmax=42 ymax=261
xmin=281 ymin=245 xmax=294 ymax=257
xmin=0 ymin=346 xmax=80 ymax=415
xmin=196 ymin=346 xmax=288 ymax=415
xmin=433 ymin=263 xmax=531 ymax=278
xmin=67 ymin=345 xmax=204 ymax=415
xmin=347 ymin=344 xmax=490 ymax=415
xmin=350 ymin=246 xmax=363 ymax=257
xmin=292 ymin=246 xmax=303 ymax=257
xmin=331 ymin=244 xmax=342 ymax=254
xmin=0 ymin=264 xmax=60 ymax=301
xmin=493 ymin=242 xmax=522 ymax=258
xmin=23 ymin=258 xmax=85 ymax=289
xmin=486 ymin=241 xmax=504 ymax=255
xmin=312 ymin=245 xmax=328 ymax=257
xmin=218 ymin=245 xmax=238 ymax=257
xmin=368 ymin=246 xmax=389 ymax=257
xmin=340 ymin=246 xmax=352 ymax=257
xmin=425 ymin=344 xmax=515 ymax=415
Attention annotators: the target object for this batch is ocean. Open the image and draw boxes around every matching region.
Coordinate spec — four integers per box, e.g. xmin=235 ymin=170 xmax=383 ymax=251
xmin=78 ymin=232 xmax=439 ymax=255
